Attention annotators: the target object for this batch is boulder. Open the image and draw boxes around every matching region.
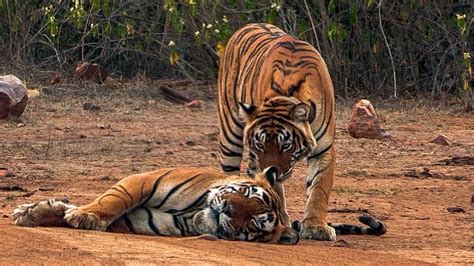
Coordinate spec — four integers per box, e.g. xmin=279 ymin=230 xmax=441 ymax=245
xmin=429 ymin=134 xmax=451 ymax=146
xmin=348 ymin=99 xmax=389 ymax=139
xmin=73 ymin=62 xmax=107 ymax=83
xmin=0 ymin=75 xmax=28 ymax=118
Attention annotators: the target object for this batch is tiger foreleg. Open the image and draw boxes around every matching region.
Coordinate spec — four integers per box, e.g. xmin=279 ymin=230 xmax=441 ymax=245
xmin=65 ymin=173 xmax=158 ymax=231
xmin=273 ymin=182 xmax=291 ymax=227
xmin=246 ymin=152 xmax=259 ymax=178
xmin=300 ymin=146 xmax=336 ymax=241
xmin=13 ymin=199 xmax=76 ymax=227
xmin=218 ymin=124 xmax=244 ymax=175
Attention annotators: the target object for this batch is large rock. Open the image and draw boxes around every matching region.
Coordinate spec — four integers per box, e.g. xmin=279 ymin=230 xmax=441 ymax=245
xmin=348 ymin=99 xmax=389 ymax=139
xmin=0 ymin=75 xmax=28 ymax=118
xmin=74 ymin=62 xmax=107 ymax=84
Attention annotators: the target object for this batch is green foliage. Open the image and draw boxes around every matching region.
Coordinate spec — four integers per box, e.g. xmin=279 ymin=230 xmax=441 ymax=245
xmin=0 ymin=0 xmax=471 ymax=100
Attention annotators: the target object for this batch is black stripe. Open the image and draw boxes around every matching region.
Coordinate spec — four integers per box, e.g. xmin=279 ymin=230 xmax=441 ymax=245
xmin=307 ymin=144 xmax=333 ymax=160
xmin=153 ymin=174 xmax=201 ymax=209
xmin=144 ymin=208 xmax=160 ymax=235
xmin=219 ymin=141 xmax=242 ymax=157
xmin=315 ymin=107 xmax=333 ymax=141
xmin=221 ymin=163 xmax=240 ymax=172
xmin=143 ymin=170 xmax=173 ymax=204
xmin=123 ymin=213 xmax=136 ymax=234
xmin=173 ymin=216 xmax=185 ymax=236
xmin=165 ymin=192 xmax=209 ymax=215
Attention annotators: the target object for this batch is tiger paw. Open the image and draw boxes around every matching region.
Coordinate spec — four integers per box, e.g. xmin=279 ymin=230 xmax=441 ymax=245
xmin=300 ymin=223 xmax=336 ymax=241
xmin=64 ymin=208 xmax=108 ymax=231
xmin=13 ymin=199 xmax=75 ymax=227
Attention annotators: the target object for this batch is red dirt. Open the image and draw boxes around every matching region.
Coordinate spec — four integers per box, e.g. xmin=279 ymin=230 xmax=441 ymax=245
xmin=0 ymin=81 xmax=472 ymax=264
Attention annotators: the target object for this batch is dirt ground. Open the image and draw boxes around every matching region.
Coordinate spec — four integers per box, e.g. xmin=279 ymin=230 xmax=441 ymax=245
xmin=0 ymin=78 xmax=472 ymax=264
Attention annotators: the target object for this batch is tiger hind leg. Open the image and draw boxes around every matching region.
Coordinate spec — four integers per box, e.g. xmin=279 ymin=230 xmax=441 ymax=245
xmin=13 ymin=199 xmax=76 ymax=227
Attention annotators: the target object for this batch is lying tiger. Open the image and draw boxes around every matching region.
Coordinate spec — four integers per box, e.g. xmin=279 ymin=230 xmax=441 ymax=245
xmin=13 ymin=167 xmax=386 ymax=244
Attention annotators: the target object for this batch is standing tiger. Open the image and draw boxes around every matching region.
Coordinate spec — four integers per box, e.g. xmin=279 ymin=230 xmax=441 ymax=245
xmin=217 ymin=23 xmax=337 ymax=240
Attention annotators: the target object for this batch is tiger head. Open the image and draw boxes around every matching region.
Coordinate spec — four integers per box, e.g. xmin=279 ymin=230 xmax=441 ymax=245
xmin=239 ymin=96 xmax=317 ymax=181
xmin=193 ymin=167 xmax=299 ymax=244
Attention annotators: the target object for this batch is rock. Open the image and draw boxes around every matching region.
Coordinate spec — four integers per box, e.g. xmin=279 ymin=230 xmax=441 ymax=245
xmin=74 ymin=62 xmax=107 ymax=84
xmin=347 ymin=99 xmax=389 ymax=139
xmin=429 ymin=134 xmax=451 ymax=146
xmin=0 ymin=169 xmax=10 ymax=178
xmin=49 ymin=74 xmax=61 ymax=85
xmin=38 ymin=187 xmax=54 ymax=191
xmin=98 ymin=175 xmax=112 ymax=181
xmin=185 ymin=99 xmax=201 ymax=109
xmin=331 ymin=239 xmax=351 ymax=247
xmin=83 ymin=102 xmax=101 ymax=111
xmin=185 ymin=139 xmax=196 ymax=146
xmin=447 ymin=207 xmax=465 ymax=213
xmin=97 ymin=123 xmax=110 ymax=129
xmin=27 ymin=89 xmax=40 ymax=99
xmin=0 ymin=75 xmax=28 ymax=118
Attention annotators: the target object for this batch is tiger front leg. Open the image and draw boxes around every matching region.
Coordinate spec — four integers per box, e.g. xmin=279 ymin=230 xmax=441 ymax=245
xmin=65 ymin=174 xmax=155 ymax=231
xmin=65 ymin=187 xmax=132 ymax=231
xmin=13 ymin=199 xmax=76 ymax=227
xmin=273 ymin=182 xmax=291 ymax=227
xmin=300 ymin=146 xmax=336 ymax=241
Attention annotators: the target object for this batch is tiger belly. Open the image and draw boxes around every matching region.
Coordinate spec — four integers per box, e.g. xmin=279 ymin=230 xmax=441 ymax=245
xmin=118 ymin=207 xmax=200 ymax=236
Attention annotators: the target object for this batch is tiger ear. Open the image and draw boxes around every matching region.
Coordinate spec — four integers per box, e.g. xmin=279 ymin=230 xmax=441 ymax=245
xmin=262 ymin=166 xmax=278 ymax=187
xmin=238 ymin=102 xmax=256 ymax=122
xmin=291 ymin=103 xmax=311 ymax=122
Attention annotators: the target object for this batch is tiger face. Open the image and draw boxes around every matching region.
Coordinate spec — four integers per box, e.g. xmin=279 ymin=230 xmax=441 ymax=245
xmin=239 ymin=97 xmax=317 ymax=181
xmin=193 ymin=167 xmax=299 ymax=244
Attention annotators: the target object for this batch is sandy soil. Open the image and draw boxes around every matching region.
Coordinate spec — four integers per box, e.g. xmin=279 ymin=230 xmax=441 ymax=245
xmin=0 ymin=80 xmax=472 ymax=264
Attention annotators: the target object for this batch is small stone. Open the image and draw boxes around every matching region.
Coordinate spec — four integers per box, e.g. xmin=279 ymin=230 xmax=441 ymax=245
xmin=38 ymin=187 xmax=54 ymax=191
xmin=447 ymin=207 xmax=465 ymax=213
xmin=429 ymin=134 xmax=451 ymax=146
xmin=165 ymin=151 xmax=174 ymax=155
xmin=83 ymin=102 xmax=101 ymax=111
xmin=27 ymin=89 xmax=40 ymax=99
xmin=79 ymin=134 xmax=87 ymax=139
xmin=0 ymin=169 xmax=9 ymax=178
xmin=144 ymin=147 xmax=152 ymax=153
xmin=98 ymin=175 xmax=112 ymax=181
xmin=17 ymin=123 xmax=25 ymax=128
xmin=97 ymin=124 xmax=110 ymax=129
xmin=185 ymin=99 xmax=201 ymax=109
xmin=2 ymin=214 xmax=8 ymax=218
xmin=185 ymin=140 xmax=196 ymax=146
xmin=49 ymin=75 xmax=61 ymax=85
xmin=331 ymin=239 xmax=351 ymax=247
